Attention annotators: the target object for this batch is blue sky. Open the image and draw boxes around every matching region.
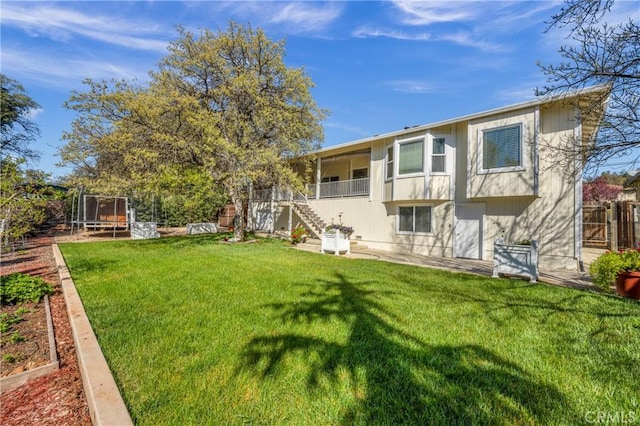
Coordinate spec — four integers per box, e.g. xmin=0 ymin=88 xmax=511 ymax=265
xmin=2 ymin=1 xmax=637 ymax=179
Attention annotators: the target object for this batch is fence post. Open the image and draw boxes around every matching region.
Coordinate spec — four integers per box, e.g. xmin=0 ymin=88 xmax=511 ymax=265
xmin=610 ymin=202 xmax=618 ymax=252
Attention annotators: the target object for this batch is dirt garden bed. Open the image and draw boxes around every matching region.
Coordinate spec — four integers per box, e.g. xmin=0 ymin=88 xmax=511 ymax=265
xmin=0 ymin=234 xmax=91 ymax=425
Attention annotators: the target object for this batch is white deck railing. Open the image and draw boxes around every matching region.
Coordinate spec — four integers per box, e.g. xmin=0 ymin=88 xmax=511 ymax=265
xmin=252 ymin=188 xmax=292 ymax=202
xmin=253 ymin=178 xmax=370 ymax=201
xmin=307 ymin=178 xmax=370 ymax=199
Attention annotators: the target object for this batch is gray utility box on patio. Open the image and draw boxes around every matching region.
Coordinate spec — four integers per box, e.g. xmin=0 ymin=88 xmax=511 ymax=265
xmin=492 ymin=239 xmax=539 ymax=283
xmin=186 ymin=222 xmax=218 ymax=235
xmin=131 ymin=222 xmax=160 ymax=240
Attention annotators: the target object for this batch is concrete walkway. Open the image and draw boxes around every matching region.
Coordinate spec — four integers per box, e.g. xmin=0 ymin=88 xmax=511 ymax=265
xmin=294 ymin=239 xmax=600 ymax=293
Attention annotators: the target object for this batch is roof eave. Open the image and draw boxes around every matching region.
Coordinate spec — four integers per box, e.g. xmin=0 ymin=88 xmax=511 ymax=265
xmin=312 ymin=84 xmax=611 ymax=156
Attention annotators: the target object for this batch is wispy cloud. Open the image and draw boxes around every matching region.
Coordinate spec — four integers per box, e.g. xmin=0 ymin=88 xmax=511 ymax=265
xmin=391 ymin=0 xmax=482 ymax=25
xmin=219 ymin=1 xmax=343 ymax=34
xmin=353 ymin=27 xmax=431 ymax=41
xmin=354 ymin=1 xmax=516 ymax=52
xmin=353 ymin=26 xmax=503 ymax=52
xmin=1 ymin=48 xmax=150 ymax=89
xmin=495 ymin=82 xmax=543 ymax=103
xmin=380 ymin=1 xmax=557 ymax=53
xmin=1 ymin=3 xmax=170 ymax=52
xmin=384 ymin=80 xmax=434 ymax=94
xmin=270 ymin=2 xmax=342 ymax=30
xmin=437 ymin=31 xmax=507 ymax=52
xmin=325 ymin=121 xmax=370 ymax=139
xmin=540 ymin=0 xmax=639 ymax=50
xmin=490 ymin=1 xmax=560 ymax=28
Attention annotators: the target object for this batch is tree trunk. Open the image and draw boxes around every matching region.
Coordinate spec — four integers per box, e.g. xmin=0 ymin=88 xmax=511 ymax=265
xmin=230 ymin=189 xmax=245 ymax=241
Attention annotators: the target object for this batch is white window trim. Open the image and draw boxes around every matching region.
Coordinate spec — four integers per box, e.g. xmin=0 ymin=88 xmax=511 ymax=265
xmin=397 ymin=136 xmax=426 ymax=177
xmin=477 ymin=122 xmax=526 ymax=174
xmin=385 ymin=144 xmax=394 ymax=182
xmin=429 ymin=136 xmax=448 ymax=175
xmin=396 ymin=205 xmax=434 ymax=235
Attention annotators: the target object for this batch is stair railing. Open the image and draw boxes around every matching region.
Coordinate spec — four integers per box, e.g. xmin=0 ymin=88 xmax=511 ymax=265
xmin=291 ymin=190 xmax=330 ymax=237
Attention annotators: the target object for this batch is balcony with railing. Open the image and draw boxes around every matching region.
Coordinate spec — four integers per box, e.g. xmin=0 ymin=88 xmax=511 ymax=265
xmin=306 ymin=178 xmax=370 ymax=199
xmin=251 ymin=177 xmax=370 ymax=202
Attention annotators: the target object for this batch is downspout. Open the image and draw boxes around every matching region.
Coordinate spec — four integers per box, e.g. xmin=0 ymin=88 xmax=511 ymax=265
xmin=392 ymin=142 xmax=397 ymax=202
xmin=424 ymin=134 xmax=430 ymax=200
xmin=450 ymin=123 xmax=456 ymax=201
xmin=574 ymin=116 xmax=584 ymax=271
xmin=534 ymin=106 xmax=540 ymax=197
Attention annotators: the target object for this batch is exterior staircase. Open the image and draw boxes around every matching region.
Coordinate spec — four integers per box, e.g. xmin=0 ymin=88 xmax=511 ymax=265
xmin=291 ymin=195 xmax=327 ymax=238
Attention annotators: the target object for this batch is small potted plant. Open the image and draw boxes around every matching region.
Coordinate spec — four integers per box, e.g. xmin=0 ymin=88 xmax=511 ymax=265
xmin=290 ymin=226 xmax=308 ymax=245
xmin=324 ymin=224 xmax=354 ymax=236
xmin=590 ymin=248 xmax=640 ymax=299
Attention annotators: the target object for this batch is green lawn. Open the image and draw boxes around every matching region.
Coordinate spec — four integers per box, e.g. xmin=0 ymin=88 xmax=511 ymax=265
xmin=59 ymin=236 xmax=640 ymax=425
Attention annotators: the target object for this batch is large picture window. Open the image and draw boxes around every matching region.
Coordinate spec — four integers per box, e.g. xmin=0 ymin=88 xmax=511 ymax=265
xmin=482 ymin=125 xmax=521 ymax=170
xmin=398 ymin=140 xmax=424 ymax=175
xmin=398 ymin=206 xmax=432 ymax=233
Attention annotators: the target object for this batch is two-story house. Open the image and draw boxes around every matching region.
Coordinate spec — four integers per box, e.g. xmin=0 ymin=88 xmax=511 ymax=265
xmin=249 ymin=85 xmax=608 ymax=270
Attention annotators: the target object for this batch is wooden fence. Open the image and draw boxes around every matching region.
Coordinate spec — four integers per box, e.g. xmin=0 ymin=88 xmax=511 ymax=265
xmin=583 ymin=201 xmax=638 ymax=250
xmin=583 ymin=204 xmax=608 ymax=247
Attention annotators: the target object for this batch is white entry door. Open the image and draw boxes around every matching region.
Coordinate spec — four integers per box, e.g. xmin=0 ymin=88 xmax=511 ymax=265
xmin=454 ymin=204 xmax=485 ymax=259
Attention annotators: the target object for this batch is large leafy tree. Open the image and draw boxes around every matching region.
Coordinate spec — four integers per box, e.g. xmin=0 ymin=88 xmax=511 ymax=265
xmin=0 ymin=75 xmax=48 ymax=245
xmin=60 ymin=23 xmax=325 ymax=239
xmin=1 ymin=74 xmax=41 ymax=161
xmin=0 ymin=158 xmax=48 ymax=247
xmin=537 ymin=0 xmax=640 ymax=175
xmin=583 ymin=176 xmax=623 ymax=202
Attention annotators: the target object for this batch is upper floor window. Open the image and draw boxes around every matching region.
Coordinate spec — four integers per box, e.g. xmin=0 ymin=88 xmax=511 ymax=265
xmin=482 ymin=124 xmax=522 ymax=171
xmin=432 ymin=137 xmax=446 ymax=173
xmin=386 ymin=146 xmax=394 ymax=179
xmin=321 ymin=176 xmax=339 ymax=183
xmin=352 ymin=168 xmax=368 ymax=179
xmin=398 ymin=139 xmax=424 ymax=175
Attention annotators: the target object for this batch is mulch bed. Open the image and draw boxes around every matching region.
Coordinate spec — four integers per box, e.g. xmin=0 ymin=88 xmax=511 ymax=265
xmin=1 ymin=235 xmax=91 ymax=425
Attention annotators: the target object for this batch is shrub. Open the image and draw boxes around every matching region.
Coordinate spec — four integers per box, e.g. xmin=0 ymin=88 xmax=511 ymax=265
xmin=325 ymin=224 xmax=354 ymax=235
xmin=291 ymin=226 xmax=308 ymax=244
xmin=0 ymin=273 xmax=54 ymax=305
xmin=0 ymin=312 xmax=23 ymax=333
xmin=590 ymin=249 xmax=640 ymax=291
xmin=3 ymin=354 xmax=17 ymax=363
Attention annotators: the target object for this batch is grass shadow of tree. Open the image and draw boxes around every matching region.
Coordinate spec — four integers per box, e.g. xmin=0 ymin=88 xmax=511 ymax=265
xmin=418 ymin=278 xmax=640 ymax=398
xmin=237 ymin=272 xmax=577 ymax=424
